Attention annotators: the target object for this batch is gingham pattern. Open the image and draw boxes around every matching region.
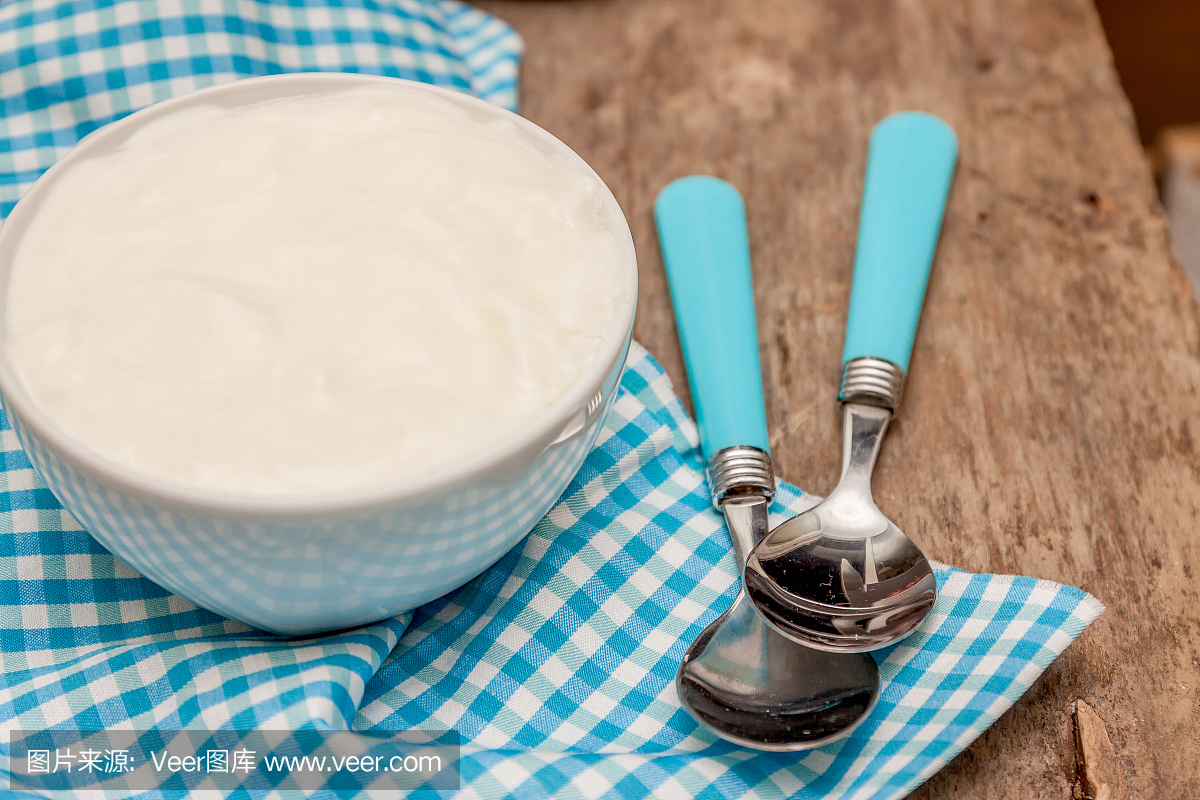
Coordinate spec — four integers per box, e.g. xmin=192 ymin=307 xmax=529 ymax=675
xmin=8 ymin=356 xmax=612 ymax=633
xmin=0 ymin=5 xmax=1103 ymax=798
xmin=0 ymin=342 xmax=1103 ymax=799
xmin=351 ymin=343 xmax=1103 ymax=799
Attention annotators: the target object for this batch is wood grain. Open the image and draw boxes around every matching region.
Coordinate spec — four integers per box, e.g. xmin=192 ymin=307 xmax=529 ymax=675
xmin=474 ymin=0 xmax=1200 ymax=796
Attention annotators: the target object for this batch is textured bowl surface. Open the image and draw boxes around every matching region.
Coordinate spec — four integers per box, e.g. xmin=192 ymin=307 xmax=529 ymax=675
xmin=0 ymin=73 xmax=638 ymax=635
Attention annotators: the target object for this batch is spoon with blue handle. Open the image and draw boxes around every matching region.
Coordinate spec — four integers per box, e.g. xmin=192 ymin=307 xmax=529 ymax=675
xmin=657 ymin=175 xmax=879 ymax=750
xmin=744 ymin=112 xmax=957 ymax=652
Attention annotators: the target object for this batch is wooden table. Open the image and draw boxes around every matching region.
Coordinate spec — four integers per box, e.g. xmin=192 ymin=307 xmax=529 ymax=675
xmin=475 ymin=1 xmax=1200 ymax=796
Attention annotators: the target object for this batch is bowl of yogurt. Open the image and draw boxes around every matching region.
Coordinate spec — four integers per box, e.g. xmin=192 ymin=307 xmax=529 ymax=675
xmin=0 ymin=73 xmax=637 ymax=634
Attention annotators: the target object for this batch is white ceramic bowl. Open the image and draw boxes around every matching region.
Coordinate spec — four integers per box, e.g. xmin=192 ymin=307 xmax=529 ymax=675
xmin=0 ymin=73 xmax=637 ymax=635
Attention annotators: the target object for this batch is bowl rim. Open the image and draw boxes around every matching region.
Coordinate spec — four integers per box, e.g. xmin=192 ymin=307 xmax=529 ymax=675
xmin=0 ymin=72 xmax=639 ymax=519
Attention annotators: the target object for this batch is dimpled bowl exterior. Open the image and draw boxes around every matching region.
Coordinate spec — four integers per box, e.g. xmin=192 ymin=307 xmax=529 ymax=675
xmin=0 ymin=74 xmax=638 ymax=635
xmin=6 ymin=356 xmax=625 ymax=634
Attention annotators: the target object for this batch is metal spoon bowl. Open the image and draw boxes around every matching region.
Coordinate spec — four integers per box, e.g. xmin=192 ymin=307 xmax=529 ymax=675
xmin=677 ymin=593 xmax=880 ymax=749
xmin=745 ymin=399 xmax=936 ymax=653
xmin=678 ymin=492 xmax=880 ymax=750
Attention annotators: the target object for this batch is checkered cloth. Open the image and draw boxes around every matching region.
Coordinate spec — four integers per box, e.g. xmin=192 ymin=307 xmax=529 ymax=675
xmin=0 ymin=3 xmax=1104 ymax=798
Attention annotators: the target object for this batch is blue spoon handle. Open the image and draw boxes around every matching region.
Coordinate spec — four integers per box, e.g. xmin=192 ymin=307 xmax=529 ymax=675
xmin=655 ymin=176 xmax=769 ymax=463
xmin=842 ymin=112 xmax=958 ymax=374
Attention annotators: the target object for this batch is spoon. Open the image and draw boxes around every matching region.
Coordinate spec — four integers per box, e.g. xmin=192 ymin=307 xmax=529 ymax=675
xmin=656 ymin=175 xmax=879 ymax=750
xmin=744 ymin=112 xmax=958 ymax=653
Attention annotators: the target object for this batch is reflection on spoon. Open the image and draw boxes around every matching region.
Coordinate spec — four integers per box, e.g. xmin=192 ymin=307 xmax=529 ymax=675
xmin=677 ymin=492 xmax=880 ymax=750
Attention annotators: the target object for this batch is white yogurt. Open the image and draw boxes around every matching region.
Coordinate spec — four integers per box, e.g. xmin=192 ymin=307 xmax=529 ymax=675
xmin=5 ymin=84 xmax=623 ymax=496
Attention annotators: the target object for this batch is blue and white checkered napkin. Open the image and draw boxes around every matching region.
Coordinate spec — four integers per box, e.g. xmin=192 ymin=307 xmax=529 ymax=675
xmin=0 ymin=3 xmax=1104 ymax=798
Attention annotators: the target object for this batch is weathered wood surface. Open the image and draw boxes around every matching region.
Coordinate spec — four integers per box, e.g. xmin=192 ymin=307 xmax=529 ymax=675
xmin=474 ymin=0 xmax=1200 ymax=796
